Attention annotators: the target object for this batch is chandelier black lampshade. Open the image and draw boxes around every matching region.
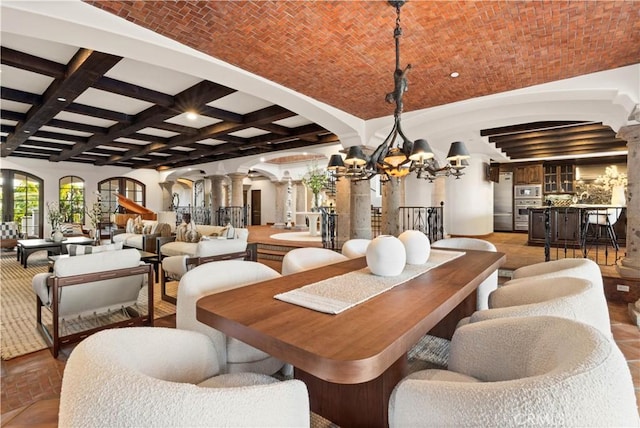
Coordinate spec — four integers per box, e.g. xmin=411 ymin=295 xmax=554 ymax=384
xmin=327 ymin=154 xmax=345 ymax=170
xmin=344 ymin=146 xmax=367 ymax=166
xmin=408 ymin=139 xmax=435 ymax=162
xmin=446 ymin=141 xmax=471 ymax=162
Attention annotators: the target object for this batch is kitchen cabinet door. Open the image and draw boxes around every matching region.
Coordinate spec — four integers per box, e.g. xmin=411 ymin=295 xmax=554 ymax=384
xmin=528 ymin=209 xmax=548 ymax=244
xmin=553 ymin=209 xmax=581 ymax=246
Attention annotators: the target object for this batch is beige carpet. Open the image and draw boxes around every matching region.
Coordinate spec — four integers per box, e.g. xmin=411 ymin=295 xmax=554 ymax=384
xmin=0 ymin=250 xmax=177 ymax=360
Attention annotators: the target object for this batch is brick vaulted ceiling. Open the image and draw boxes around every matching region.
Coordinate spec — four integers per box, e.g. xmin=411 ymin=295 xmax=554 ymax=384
xmin=86 ymin=1 xmax=640 ymax=120
xmin=1 ymin=1 xmax=638 ymax=170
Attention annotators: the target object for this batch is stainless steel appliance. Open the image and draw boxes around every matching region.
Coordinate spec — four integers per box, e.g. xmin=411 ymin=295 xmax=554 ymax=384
xmin=514 ymin=184 xmax=542 ymax=199
xmin=493 ymin=172 xmax=513 ymax=232
xmin=513 ymin=184 xmax=543 ymax=231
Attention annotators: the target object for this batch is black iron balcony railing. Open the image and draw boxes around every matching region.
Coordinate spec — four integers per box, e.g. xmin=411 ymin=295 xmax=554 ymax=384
xmin=540 ymin=204 xmax=625 ymax=266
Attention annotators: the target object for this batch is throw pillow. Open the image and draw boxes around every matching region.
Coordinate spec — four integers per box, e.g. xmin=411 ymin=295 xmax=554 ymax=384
xmin=175 ymin=223 xmax=188 ymax=242
xmin=125 ymin=218 xmax=134 ymax=234
xmin=133 ymin=223 xmax=144 ymax=234
xmin=181 ymin=221 xmax=198 ymax=242
xmin=67 ymin=241 xmax=123 ymax=256
xmin=142 ymin=224 xmax=153 ymax=235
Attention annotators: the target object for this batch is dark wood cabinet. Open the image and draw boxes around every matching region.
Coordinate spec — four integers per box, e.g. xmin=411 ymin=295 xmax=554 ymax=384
xmin=514 ymin=164 xmax=543 ymax=185
xmin=544 ymin=164 xmax=574 ymax=193
xmin=528 ymin=208 xmax=581 ymax=247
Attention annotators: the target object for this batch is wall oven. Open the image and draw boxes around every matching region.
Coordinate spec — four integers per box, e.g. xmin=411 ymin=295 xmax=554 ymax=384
xmin=514 ymin=198 xmax=543 ymax=231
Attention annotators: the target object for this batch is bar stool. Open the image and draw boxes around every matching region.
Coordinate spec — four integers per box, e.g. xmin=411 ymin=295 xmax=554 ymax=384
xmin=581 ymin=208 xmax=620 ymax=256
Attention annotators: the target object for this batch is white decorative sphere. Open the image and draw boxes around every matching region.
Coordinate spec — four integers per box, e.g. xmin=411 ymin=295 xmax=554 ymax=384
xmin=366 ymin=235 xmax=406 ymax=276
xmin=398 ymin=230 xmax=431 ymax=265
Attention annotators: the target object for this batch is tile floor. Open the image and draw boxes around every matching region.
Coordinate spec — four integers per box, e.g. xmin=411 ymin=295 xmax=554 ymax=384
xmin=1 ymin=229 xmax=638 ymax=425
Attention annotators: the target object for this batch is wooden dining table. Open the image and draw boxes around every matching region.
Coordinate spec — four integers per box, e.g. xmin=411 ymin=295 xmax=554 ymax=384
xmin=196 ymin=248 xmax=505 ymax=428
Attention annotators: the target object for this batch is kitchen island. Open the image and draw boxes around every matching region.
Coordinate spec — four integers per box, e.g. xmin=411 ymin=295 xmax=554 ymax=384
xmin=528 ymin=205 xmax=626 ymax=248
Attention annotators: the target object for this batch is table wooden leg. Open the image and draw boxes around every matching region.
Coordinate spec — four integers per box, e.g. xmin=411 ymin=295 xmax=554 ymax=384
xmin=295 ymin=355 xmax=408 ymax=428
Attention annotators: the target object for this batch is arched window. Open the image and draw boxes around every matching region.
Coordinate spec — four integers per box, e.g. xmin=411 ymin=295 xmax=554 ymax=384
xmin=98 ymin=177 xmax=146 ymax=218
xmin=59 ymin=176 xmax=85 ymax=223
xmin=0 ymin=169 xmax=44 ymax=237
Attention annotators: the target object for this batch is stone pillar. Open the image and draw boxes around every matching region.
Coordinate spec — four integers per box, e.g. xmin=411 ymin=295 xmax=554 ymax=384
xmin=159 ymin=181 xmax=175 ymax=211
xmin=294 ymin=181 xmax=307 ymax=229
xmin=336 ymin=178 xmax=351 ymax=249
xmin=207 ymin=175 xmax=226 ymax=225
xmin=228 ymin=173 xmax=245 ymax=207
xmin=350 ymin=179 xmax=372 ymax=239
xmin=617 ymin=124 xmax=640 ymax=279
xmin=431 ymin=176 xmax=448 ymax=238
xmin=273 ymin=181 xmax=288 ymax=228
xmin=381 ymin=177 xmax=404 ymax=236
xmin=616 ymin=124 xmax=640 ymax=325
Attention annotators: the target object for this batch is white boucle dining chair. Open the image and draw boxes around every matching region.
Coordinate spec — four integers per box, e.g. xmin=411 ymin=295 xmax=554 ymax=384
xmin=177 ymin=260 xmax=286 ymax=376
xmin=431 ymin=237 xmax=497 ymax=310
xmin=59 ymin=327 xmax=310 ymax=428
xmin=389 ymin=316 xmax=638 ymax=428
xmin=464 ymin=276 xmax=612 ymax=339
xmin=341 ymin=238 xmax=371 ymax=259
xmin=504 ymin=257 xmax=603 ymax=287
xmin=281 ymin=247 xmax=348 ymax=275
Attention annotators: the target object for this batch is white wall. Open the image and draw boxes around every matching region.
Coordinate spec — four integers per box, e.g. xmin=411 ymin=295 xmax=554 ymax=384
xmin=444 ymin=154 xmax=494 ymax=236
xmin=247 ymin=178 xmax=276 ymax=225
xmin=2 ymin=157 xmax=163 ymax=236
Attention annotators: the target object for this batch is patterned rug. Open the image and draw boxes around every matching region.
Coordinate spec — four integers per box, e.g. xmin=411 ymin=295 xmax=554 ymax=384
xmin=0 ymin=250 xmax=177 ymax=360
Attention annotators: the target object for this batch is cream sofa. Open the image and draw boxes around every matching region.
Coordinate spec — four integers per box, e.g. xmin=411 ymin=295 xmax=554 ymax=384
xmin=158 ymin=226 xmax=256 ymax=304
xmin=158 ymin=225 xmax=249 ymax=258
xmin=111 ymin=220 xmax=171 ymax=253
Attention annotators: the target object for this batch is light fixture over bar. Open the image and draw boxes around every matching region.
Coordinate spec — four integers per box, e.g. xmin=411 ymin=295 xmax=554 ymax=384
xmin=328 ymin=0 xmax=470 ymax=182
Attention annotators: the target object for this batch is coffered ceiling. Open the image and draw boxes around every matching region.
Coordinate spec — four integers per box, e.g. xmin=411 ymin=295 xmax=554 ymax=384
xmin=1 ymin=1 xmax=638 ymax=170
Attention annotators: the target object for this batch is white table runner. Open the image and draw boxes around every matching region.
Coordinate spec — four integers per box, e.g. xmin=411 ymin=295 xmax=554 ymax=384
xmin=274 ymin=249 xmax=465 ymax=314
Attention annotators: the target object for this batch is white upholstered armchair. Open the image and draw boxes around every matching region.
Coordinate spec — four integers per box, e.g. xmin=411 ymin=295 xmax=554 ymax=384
xmin=466 ymin=276 xmax=612 ymax=338
xmin=281 ymin=247 xmax=348 ymax=275
xmin=341 ymin=238 xmax=371 ymax=259
xmin=32 ymin=248 xmax=152 ymax=357
xmin=431 ymin=237 xmax=498 ymax=310
xmin=177 ymin=260 xmax=285 ymax=375
xmin=59 ymin=327 xmax=310 ymax=427
xmin=505 ymin=257 xmax=602 ymax=286
xmin=389 ymin=316 xmax=638 ymax=428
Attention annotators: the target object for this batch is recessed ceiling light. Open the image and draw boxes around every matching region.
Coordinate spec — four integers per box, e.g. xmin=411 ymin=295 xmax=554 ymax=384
xmin=450 ymin=72 xmax=460 ymax=78
xmin=260 ymin=157 xmax=266 ymax=162
xmin=57 ymin=97 xmax=67 ymax=102
xmin=23 ymin=130 xmax=30 ymax=134
xmin=186 ymin=111 xmax=198 ymax=121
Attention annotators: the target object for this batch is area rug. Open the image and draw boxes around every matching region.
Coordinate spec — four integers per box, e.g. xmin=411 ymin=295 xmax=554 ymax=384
xmin=0 ymin=250 xmax=177 ymax=360
xmin=270 ymin=231 xmax=322 ymax=243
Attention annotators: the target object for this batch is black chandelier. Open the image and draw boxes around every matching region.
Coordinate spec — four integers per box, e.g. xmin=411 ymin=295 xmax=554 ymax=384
xmin=328 ymin=0 xmax=470 ymax=182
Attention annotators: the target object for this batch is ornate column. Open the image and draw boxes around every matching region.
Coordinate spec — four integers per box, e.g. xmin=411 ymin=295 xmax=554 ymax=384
xmin=158 ymin=181 xmax=175 ymax=211
xmin=336 ymin=178 xmax=351 ymax=249
xmin=616 ymin=124 xmax=640 ymax=325
xmin=273 ymin=180 xmax=288 ymax=228
xmin=350 ymin=179 xmax=372 ymax=239
xmin=381 ymin=177 xmax=404 ymax=236
xmin=207 ymin=175 xmax=226 ymax=225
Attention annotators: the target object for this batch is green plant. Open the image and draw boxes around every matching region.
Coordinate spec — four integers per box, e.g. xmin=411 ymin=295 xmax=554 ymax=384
xmin=46 ymin=202 xmax=63 ymax=230
xmin=302 ymin=165 xmax=328 ymax=208
xmin=85 ymin=193 xmax=103 ymax=230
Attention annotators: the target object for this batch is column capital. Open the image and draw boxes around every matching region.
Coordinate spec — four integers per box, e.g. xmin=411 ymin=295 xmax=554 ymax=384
xmin=228 ymin=172 xmax=247 ymax=179
xmin=617 ymin=124 xmax=640 ymax=143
